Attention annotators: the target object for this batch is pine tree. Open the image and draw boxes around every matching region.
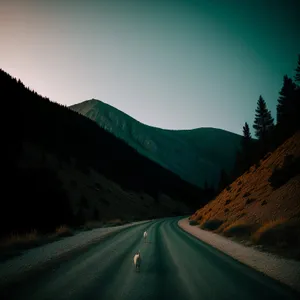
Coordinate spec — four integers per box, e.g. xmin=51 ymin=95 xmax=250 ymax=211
xmin=294 ymin=54 xmax=300 ymax=86
xmin=241 ymin=122 xmax=253 ymax=169
xmin=253 ymin=96 xmax=274 ymax=141
xmin=277 ymin=75 xmax=297 ymax=125
xmin=242 ymin=122 xmax=252 ymax=149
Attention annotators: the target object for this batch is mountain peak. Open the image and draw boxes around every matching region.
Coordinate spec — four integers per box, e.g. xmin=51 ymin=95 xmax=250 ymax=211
xmin=70 ymin=100 xmax=242 ymax=187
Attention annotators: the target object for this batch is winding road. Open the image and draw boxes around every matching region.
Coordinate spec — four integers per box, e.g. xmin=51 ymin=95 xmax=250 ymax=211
xmin=0 ymin=218 xmax=299 ymax=300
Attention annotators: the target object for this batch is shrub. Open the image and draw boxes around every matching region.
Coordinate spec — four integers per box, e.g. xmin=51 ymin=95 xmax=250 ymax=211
xmin=269 ymin=156 xmax=300 ymax=189
xmin=224 ymin=222 xmax=254 ymax=237
xmin=201 ymin=219 xmax=223 ymax=231
xmin=225 ymin=199 xmax=231 ymax=205
xmin=189 ymin=220 xmax=198 ymax=226
xmin=252 ymin=218 xmax=300 ymax=247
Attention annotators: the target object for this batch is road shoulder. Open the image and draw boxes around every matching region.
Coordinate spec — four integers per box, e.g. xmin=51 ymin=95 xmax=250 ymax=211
xmin=178 ymin=218 xmax=300 ymax=293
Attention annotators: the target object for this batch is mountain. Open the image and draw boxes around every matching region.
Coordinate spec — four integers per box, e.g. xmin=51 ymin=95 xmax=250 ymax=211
xmin=70 ymin=99 xmax=243 ymax=188
xmin=1 ymin=69 xmax=206 ymax=238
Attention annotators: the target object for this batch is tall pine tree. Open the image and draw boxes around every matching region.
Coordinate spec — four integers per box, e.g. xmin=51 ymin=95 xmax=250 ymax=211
xmin=277 ymin=75 xmax=297 ymax=126
xmin=253 ymin=95 xmax=274 ymax=141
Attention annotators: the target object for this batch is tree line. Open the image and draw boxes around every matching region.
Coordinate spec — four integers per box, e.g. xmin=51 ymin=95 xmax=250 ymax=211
xmin=217 ymin=54 xmax=300 ymax=192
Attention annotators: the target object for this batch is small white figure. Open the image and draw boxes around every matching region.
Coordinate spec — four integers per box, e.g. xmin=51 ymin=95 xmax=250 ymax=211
xmin=143 ymin=231 xmax=148 ymax=242
xmin=133 ymin=251 xmax=141 ymax=272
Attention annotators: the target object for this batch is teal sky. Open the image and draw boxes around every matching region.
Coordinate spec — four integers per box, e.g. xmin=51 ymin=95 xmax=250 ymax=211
xmin=1 ymin=0 xmax=299 ymax=135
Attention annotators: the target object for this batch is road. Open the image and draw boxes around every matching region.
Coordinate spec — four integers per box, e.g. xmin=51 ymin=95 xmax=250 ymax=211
xmin=0 ymin=218 xmax=299 ymax=300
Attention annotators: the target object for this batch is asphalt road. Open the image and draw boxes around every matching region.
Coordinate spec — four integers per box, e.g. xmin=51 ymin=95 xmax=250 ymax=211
xmin=0 ymin=218 xmax=299 ymax=300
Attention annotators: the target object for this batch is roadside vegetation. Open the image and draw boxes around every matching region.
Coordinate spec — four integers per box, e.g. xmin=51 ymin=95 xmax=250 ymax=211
xmin=0 ymin=219 xmax=131 ymax=262
xmin=190 ymin=54 xmax=300 ymax=260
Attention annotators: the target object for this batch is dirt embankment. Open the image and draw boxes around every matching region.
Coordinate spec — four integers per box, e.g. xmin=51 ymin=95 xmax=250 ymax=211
xmin=190 ymin=131 xmax=300 ymax=260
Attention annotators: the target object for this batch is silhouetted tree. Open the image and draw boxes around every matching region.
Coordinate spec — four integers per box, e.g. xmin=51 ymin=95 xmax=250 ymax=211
xmin=242 ymin=122 xmax=252 ymax=150
xmin=277 ymin=75 xmax=297 ymax=126
xmin=294 ymin=54 xmax=300 ymax=86
xmin=253 ymin=96 xmax=274 ymax=142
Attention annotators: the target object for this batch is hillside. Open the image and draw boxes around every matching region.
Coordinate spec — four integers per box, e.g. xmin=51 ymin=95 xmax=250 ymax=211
xmin=190 ymin=131 xmax=300 ymax=260
xmin=1 ymin=69 xmax=207 ymax=239
xmin=70 ymin=99 xmax=242 ymax=188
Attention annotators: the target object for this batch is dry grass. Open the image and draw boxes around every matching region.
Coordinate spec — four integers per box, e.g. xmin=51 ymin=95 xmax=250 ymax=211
xmin=0 ymin=226 xmax=74 ymax=259
xmin=54 ymin=225 xmax=74 ymax=237
xmin=1 ymin=230 xmax=39 ymax=249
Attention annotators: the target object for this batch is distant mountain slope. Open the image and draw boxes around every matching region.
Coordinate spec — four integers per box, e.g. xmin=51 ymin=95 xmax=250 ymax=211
xmin=70 ymin=99 xmax=242 ymax=187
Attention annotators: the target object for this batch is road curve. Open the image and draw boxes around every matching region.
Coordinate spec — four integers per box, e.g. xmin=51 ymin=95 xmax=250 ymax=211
xmin=0 ymin=218 xmax=299 ymax=300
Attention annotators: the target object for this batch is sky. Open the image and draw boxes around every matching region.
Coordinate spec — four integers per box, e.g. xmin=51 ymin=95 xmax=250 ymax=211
xmin=1 ymin=0 xmax=299 ymax=135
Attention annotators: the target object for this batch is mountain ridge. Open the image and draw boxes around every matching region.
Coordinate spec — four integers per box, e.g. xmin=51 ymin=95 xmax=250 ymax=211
xmin=70 ymin=99 xmax=243 ymax=188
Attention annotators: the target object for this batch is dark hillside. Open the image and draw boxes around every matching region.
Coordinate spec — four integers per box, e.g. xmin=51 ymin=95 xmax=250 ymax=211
xmin=1 ymin=69 xmax=207 ymax=237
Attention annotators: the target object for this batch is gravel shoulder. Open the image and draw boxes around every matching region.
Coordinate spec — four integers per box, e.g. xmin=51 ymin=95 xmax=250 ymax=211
xmin=0 ymin=220 xmax=151 ymax=287
xmin=178 ymin=218 xmax=300 ymax=293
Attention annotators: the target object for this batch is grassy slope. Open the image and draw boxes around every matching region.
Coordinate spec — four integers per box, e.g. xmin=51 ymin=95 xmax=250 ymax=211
xmin=190 ymin=131 xmax=300 ymax=260
xmin=70 ymin=99 xmax=242 ymax=187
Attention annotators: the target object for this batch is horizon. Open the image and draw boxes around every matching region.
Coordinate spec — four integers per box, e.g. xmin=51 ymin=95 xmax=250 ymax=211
xmin=1 ymin=0 xmax=299 ymax=135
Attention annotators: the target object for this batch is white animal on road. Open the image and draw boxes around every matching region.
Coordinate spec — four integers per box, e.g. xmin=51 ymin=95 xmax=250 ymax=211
xmin=133 ymin=251 xmax=141 ymax=272
xmin=143 ymin=231 xmax=148 ymax=242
